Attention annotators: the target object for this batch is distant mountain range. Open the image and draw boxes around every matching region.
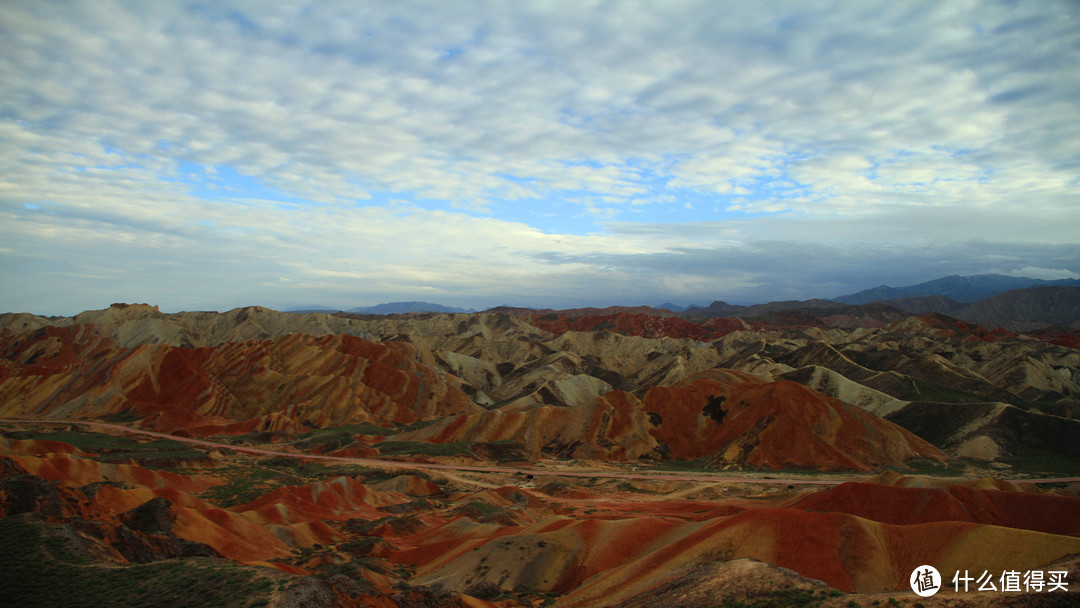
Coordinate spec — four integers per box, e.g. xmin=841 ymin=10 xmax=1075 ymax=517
xmin=280 ymin=275 xmax=1079 ymax=329
xmin=833 ymin=274 xmax=1080 ymax=304
xmin=895 ymin=286 xmax=1080 ymax=331
xmin=678 ymin=287 xmax=1080 ymax=331
xmin=288 ymin=301 xmax=474 ymax=315
xmin=349 ymin=301 xmax=474 ymax=314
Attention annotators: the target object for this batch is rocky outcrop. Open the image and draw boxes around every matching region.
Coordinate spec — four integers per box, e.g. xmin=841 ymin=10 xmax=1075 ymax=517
xmin=398 ymin=369 xmax=944 ymax=470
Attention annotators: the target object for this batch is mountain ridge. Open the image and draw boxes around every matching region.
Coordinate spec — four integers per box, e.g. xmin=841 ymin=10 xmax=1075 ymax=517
xmin=3 ymin=293 xmax=1080 ymax=606
xmin=873 ymin=285 xmax=1080 ymax=331
xmin=287 ymin=301 xmax=475 ymax=315
xmin=833 ymin=273 xmax=1080 ymax=304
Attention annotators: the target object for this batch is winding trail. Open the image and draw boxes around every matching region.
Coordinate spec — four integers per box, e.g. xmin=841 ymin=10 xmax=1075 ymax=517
xmin=3 ymin=418 xmax=1078 ymax=486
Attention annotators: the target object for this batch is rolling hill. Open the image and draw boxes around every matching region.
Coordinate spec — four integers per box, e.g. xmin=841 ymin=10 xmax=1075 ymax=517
xmin=2 ymin=301 xmax=1079 ymax=607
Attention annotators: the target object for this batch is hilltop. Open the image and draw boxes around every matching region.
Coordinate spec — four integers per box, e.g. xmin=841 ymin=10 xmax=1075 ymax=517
xmin=2 ymin=300 xmax=1079 ymax=607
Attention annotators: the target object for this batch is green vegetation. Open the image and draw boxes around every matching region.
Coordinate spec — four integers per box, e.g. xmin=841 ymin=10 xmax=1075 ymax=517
xmin=646 ymin=458 xmax=713 ymax=472
xmin=1 ymin=428 xmax=206 ymax=468
xmin=292 ymin=422 xmax=394 ymax=451
xmin=0 ymin=514 xmax=279 ymax=608
xmin=102 ymin=409 xmax=143 ymax=423
xmin=4 ymin=428 xmax=135 ymax=450
xmin=997 ymin=447 xmax=1080 ymax=477
xmin=199 ymin=463 xmax=304 ymax=508
xmin=210 ymin=431 xmax=284 ymax=446
xmin=198 ymin=456 xmax=395 ymax=508
xmin=719 ymin=587 xmax=843 ymax=608
xmin=887 ymin=457 xmax=968 ymax=477
xmin=376 ymin=440 xmax=473 ymax=457
xmin=293 ymin=461 xmax=378 ymax=479
xmin=644 ymin=459 xmax=842 ymax=477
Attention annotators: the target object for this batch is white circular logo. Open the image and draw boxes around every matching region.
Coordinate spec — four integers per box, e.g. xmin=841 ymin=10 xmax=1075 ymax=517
xmin=910 ymin=565 xmax=941 ymax=597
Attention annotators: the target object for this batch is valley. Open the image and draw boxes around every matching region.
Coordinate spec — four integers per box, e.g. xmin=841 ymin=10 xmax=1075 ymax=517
xmin=2 ymin=301 xmax=1079 ymax=607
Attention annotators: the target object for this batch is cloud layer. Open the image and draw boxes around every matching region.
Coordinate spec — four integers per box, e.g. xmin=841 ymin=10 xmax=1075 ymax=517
xmin=1 ymin=1 xmax=1078 ymax=314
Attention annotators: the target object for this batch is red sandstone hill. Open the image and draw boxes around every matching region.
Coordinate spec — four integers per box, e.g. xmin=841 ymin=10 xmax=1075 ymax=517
xmin=5 ymin=304 xmax=1077 ymax=467
xmin=3 ymin=430 xmax=1079 ymax=606
xmin=794 ymin=481 xmax=1080 ymax=535
xmin=398 ymin=369 xmax=945 ymax=471
xmin=410 ymin=497 xmax=1080 ymax=602
xmin=0 ymin=324 xmax=480 ymax=435
xmin=3 ymin=304 xmax=1080 ymax=608
xmin=643 ymin=370 xmax=945 ymax=470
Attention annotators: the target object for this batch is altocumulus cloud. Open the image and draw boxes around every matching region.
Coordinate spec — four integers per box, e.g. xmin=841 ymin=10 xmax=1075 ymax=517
xmin=0 ymin=1 xmax=1078 ymax=314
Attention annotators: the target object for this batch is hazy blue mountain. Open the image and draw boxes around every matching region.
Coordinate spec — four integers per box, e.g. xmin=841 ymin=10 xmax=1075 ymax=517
xmin=348 ymin=301 xmax=474 ymax=314
xmin=834 ymin=274 xmax=1080 ymax=305
xmin=875 ymin=295 xmax=966 ymax=316
xmin=683 ymin=298 xmax=845 ymax=319
xmin=656 ymin=302 xmax=694 ymax=312
xmin=955 ymin=285 xmax=1080 ymax=330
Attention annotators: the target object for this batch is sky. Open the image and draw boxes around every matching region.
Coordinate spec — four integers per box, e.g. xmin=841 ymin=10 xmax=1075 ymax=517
xmin=2 ymin=0 xmax=1079 ymax=315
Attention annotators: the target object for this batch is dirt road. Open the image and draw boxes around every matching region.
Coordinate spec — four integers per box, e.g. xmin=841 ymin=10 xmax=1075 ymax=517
xmin=3 ymin=418 xmax=1077 ymax=486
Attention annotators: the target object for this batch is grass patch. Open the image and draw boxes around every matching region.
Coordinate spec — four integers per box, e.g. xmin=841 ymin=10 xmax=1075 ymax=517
xmin=997 ymin=448 xmax=1080 ymax=477
xmin=293 ymin=423 xmax=394 ymax=451
xmin=1 ymin=429 xmax=206 ymax=467
xmin=4 ymin=429 xmax=134 ymax=451
xmin=293 ymin=462 xmax=378 ymax=479
xmin=887 ymin=457 xmax=969 ymax=477
xmin=376 ymin=441 xmax=472 ymax=458
xmin=210 ymin=431 xmax=273 ymax=446
xmin=199 ymin=464 xmax=305 ymax=508
xmin=0 ymin=514 xmax=280 ymax=608
xmin=102 ymin=409 xmax=143 ymax=423
xmin=198 ymin=458 xmax=390 ymax=508
xmin=646 ymin=458 xmax=714 ymax=472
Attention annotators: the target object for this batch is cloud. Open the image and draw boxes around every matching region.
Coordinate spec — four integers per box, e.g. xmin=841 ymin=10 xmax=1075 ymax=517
xmin=1 ymin=1 xmax=1078 ymax=313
